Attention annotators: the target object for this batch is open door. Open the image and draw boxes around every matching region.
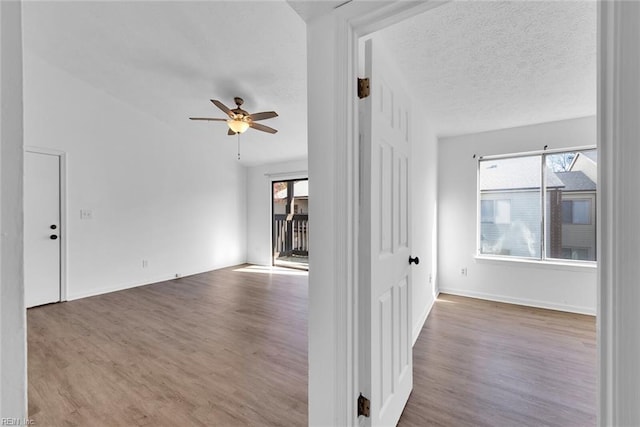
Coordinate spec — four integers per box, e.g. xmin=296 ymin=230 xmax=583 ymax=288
xmin=359 ymin=38 xmax=413 ymax=426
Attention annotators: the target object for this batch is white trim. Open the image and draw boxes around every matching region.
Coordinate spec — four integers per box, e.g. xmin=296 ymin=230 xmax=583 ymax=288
xmin=24 ymin=146 xmax=68 ymax=303
xmin=264 ymin=170 xmax=308 ymax=179
xmin=334 ymin=14 xmax=356 ymax=426
xmin=597 ymin=1 xmax=640 ymax=425
xmin=66 ymin=264 xmax=242 ymax=301
xmin=477 ymin=145 xmax=597 ymax=161
xmin=440 ymin=287 xmax=596 ymax=316
xmin=306 ymin=13 xmax=355 ymax=425
xmin=24 ymin=146 xmax=65 ymax=157
xmin=474 ymin=255 xmax=597 ymax=272
xmin=412 ymin=293 xmax=436 ymax=346
xmin=598 ymin=1 xmax=614 ymax=423
xmin=67 ymin=273 xmax=186 ymax=301
xmin=268 ymin=173 xmax=308 ymax=185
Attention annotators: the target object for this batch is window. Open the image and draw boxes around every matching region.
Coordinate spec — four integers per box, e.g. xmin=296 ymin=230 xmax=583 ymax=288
xmin=562 ymin=200 xmax=591 ymax=224
xmin=478 ymin=149 xmax=597 ymax=262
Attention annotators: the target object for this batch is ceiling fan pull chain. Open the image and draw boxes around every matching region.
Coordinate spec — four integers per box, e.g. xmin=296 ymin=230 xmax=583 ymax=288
xmin=237 ymin=133 xmax=241 ymax=160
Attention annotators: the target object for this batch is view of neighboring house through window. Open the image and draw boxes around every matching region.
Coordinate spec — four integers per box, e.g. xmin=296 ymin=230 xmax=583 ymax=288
xmin=481 ymin=199 xmax=511 ymax=224
xmin=478 ymin=149 xmax=597 ymax=262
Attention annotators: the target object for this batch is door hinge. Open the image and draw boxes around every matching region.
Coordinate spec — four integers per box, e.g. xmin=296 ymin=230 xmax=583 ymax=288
xmin=357 ymin=77 xmax=370 ymax=99
xmin=357 ymin=393 xmax=371 ymax=418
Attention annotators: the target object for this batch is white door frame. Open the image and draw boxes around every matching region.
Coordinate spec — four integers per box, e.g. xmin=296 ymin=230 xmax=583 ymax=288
xmin=24 ymin=146 xmax=68 ymax=303
xmin=307 ymin=0 xmax=636 ymax=425
xmin=597 ymin=2 xmax=640 ymax=425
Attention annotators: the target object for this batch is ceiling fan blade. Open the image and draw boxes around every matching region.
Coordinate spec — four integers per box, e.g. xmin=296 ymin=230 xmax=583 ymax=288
xmin=189 ymin=117 xmax=228 ymax=121
xmin=211 ymin=99 xmax=234 ymax=118
xmin=250 ymin=122 xmax=278 ymax=134
xmin=249 ymin=111 xmax=278 ymax=121
xmin=228 ymin=128 xmax=237 ymax=136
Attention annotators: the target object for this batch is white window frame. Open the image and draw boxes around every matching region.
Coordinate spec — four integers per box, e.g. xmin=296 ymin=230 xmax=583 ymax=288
xmin=476 ymin=146 xmax=597 ymax=265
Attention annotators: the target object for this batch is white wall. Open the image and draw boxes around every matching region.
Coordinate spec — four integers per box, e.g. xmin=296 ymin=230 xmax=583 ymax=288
xmin=307 ymin=13 xmax=344 ymax=424
xmin=246 ymin=159 xmax=307 ymax=266
xmin=410 ymin=103 xmax=439 ymax=342
xmin=438 ymin=116 xmax=597 ymax=314
xmin=0 ymin=0 xmax=27 ymax=419
xmin=23 ymin=53 xmax=247 ymax=300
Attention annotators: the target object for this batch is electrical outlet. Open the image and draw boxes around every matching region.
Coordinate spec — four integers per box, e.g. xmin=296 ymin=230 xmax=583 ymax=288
xmin=80 ymin=209 xmax=93 ymax=220
xmin=142 ymin=260 xmax=148 ymax=268
xmin=429 ymin=273 xmax=432 ymax=284
xmin=461 ymin=267 xmax=468 ymax=276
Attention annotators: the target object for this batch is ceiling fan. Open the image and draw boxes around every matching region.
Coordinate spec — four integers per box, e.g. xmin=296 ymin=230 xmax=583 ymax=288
xmin=190 ymin=97 xmax=278 ymax=135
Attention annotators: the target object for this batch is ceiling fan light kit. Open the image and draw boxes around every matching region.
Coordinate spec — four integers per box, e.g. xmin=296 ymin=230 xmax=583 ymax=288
xmin=227 ymin=118 xmax=250 ymax=134
xmin=189 ymin=96 xmax=278 ymax=135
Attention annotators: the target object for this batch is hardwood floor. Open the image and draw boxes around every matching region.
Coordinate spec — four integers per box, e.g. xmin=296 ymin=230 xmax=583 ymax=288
xmin=399 ymin=294 xmax=596 ymax=427
xmin=28 ymin=265 xmax=308 ymax=426
xmin=29 ymin=269 xmax=595 ymax=426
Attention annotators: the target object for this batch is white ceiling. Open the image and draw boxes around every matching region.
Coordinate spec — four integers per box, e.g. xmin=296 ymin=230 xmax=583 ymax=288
xmin=22 ymin=1 xmax=596 ymax=167
xmin=22 ymin=1 xmax=308 ymax=166
xmin=376 ymin=0 xmax=597 ymax=137
xmin=286 ymin=0 xmax=348 ymax=22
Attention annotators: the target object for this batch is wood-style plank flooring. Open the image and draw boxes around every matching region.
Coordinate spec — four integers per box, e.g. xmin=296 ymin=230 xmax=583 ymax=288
xmin=28 ymin=265 xmax=308 ymax=426
xmin=29 ymin=267 xmax=596 ymax=426
xmin=399 ymin=294 xmax=596 ymax=427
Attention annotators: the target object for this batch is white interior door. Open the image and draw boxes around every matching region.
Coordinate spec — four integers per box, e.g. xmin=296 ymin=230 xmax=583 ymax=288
xmin=25 ymin=151 xmax=61 ymax=308
xmin=359 ymin=38 xmax=413 ymax=426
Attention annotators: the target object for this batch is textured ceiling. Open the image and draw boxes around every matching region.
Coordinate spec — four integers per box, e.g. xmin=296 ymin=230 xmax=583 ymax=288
xmin=22 ymin=1 xmax=307 ymax=166
xmin=376 ymin=0 xmax=597 ymax=137
xmin=22 ymin=1 xmax=597 ymax=166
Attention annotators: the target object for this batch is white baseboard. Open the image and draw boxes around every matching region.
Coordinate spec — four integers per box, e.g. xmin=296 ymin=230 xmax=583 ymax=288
xmin=439 ymin=287 xmax=596 ymax=316
xmin=66 ymin=262 xmax=246 ymax=301
xmin=67 ymin=274 xmax=175 ymax=301
xmin=412 ymin=292 xmax=438 ymax=346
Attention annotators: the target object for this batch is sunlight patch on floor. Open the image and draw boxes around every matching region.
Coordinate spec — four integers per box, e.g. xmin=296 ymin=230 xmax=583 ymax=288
xmin=233 ymin=265 xmax=309 ymax=277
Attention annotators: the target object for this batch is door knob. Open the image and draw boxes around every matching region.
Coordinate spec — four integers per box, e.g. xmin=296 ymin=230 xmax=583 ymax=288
xmin=50 ymin=235 xmax=58 ymax=240
xmin=409 ymin=256 xmax=420 ymax=265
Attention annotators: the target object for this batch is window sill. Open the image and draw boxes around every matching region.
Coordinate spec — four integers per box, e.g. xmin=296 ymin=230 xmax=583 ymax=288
xmin=474 ymin=255 xmax=597 ymax=272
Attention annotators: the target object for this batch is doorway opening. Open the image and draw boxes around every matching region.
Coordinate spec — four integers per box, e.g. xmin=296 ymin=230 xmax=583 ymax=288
xmin=272 ymin=178 xmax=309 ymax=270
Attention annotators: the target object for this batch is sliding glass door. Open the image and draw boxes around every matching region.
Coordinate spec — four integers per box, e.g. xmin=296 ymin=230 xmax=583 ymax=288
xmin=272 ymin=179 xmax=308 ymax=269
